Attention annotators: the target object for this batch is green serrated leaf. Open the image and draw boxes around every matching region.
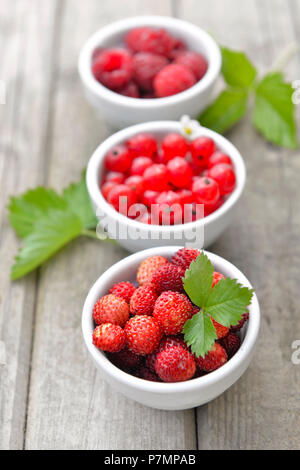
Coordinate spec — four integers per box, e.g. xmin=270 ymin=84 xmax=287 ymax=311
xmin=183 ymin=311 xmax=217 ymax=358
xmin=63 ymin=177 xmax=98 ymax=229
xmin=183 ymin=253 xmax=214 ymax=307
xmin=221 ymin=47 xmax=257 ymax=88
xmin=199 ymin=88 xmax=248 ymax=134
xmin=253 ymin=72 xmax=298 ymax=149
xmin=205 ymin=278 xmax=253 ymax=327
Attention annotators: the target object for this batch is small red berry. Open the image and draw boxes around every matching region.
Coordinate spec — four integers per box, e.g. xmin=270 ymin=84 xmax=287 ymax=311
xmin=137 ymin=255 xmax=169 ymax=286
xmin=211 ymin=317 xmax=229 ymax=339
xmin=143 ymin=164 xmax=170 ymax=191
xmin=167 ymin=157 xmax=193 ymax=188
xmin=92 ymin=48 xmax=133 ymax=90
xmin=212 ymin=271 xmax=226 ymax=287
xmin=196 ymin=342 xmax=227 ymax=372
xmin=168 ymin=39 xmax=186 ymax=60
xmin=154 ymin=64 xmax=196 ymax=98
xmin=93 ymin=294 xmax=130 ymax=327
xmin=203 ymin=197 xmax=223 ymax=217
xmin=230 ymin=312 xmax=249 ymax=333
xmin=192 ymin=176 xmax=220 ymax=205
xmin=220 ymin=333 xmax=241 ymax=358
xmin=118 ymin=81 xmax=140 ymax=98
xmin=107 ymin=184 xmax=137 ymax=214
xmin=129 ymin=284 xmax=158 ymax=316
xmin=161 ymin=133 xmax=189 ymax=160
xmin=208 ymin=163 xmax=236 ymax=195
xmin=125 ymin=27 xmax=174 ymax=56
xmin=153 ymin=291 xmax=193 ymax=334
xmin=127 ymin=133 xmax=157 ymax=158
xmin=190 ymin=137 xmax=216 ymax=169
xmin=104 ymin=171 xmax=125 ymax=184
xmin=171 ymin=247 xmax=202 ymax=270
xmin=130 ymin=156 xmax=153 ymax=176
xmin=124 ymin=315 xmax=163 ymax=355
xmin=109 ymin=281 xmax=136 ymax=303
xmin=208 ymin=151 xmax=232 ymax=168
xmin=108 ymin=348 xmax=141 ymax=371
xmin=151 ymin=263 xmax=185 ymax=294
xmin=174 ymin=51 xmax=208 ymax=80
xmin=93 ymin=323 xmax=126 ymax=353
xmin=136 ymin=366 xmax=161 ymax=382
xmin=155 ymin=345 xmax=196 ymax=382
xmin=153 ymin=190 xmax=182 ymax=225
xmin=105 ymin=145 xmax=132 ymax=173
xmin=159 ymin=335 xmax=188 ymax=352
xmin=132 ymin=52 xmax=168 ymax=92
xmin=101 ymin=181 xmax=115 ymax=200
xmin=124 ymin=175 xmax=145 ymax=197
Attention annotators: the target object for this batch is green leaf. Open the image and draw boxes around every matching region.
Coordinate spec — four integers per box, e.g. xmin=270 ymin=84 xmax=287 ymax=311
xmin=183 ymin=311 xmax=217 ymax=358
xmin=205 ymin=278 xmax=253 ymax=327
xmin=221 ymin=47 xmax=257 ymax=88
xmin=199 ymin=88 xmax=248 ymax=134
xmin=183 ymin=253 xmax=214 ymax=306
xmin=253 ymin=72 xmax=298 ymax=148
xmin=63 ymin=176 xmax=98 ymax=229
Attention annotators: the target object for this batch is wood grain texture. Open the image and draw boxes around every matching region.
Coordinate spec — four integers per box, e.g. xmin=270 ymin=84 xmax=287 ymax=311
xmin=179 ymin=0 xmax=300 ymax=450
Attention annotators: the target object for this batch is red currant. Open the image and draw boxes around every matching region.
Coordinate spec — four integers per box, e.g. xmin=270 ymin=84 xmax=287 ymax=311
xmin=208 ymin=152 xmax=232 ymax=169
xmin=104 ymin=171 xmax=125 ymax=184
xmin=204 ymin=197 xmax=223 ymax=216
xmin=143 ymin=164 xmax=170 ymax=191
xmin=208 ymin=163 xmax=236 ymax=195
xmin=107 ymin=184 xmax=137 ymax=214
xmin=161 ymin=133 xmax=189 ymax=160
xmin=105 ymin=145 xmax=132 ymax=173
xmin=190 ymin=137 xmax=216 ymax=169
xmin=130 ymin=156 xmax=153 ymax=176
xmin=124 ymin=175 xmax=145 ymax=197
xmin=167 ymin=157 xmax=193 ymax=188
xmin=101 ymin=181 xmax=115 ymax=200
xmin=142 ymin=190 xmax=159 ymax=207
xmin=127 ymin=133 xmax=157 ymax=158
xmin=153 ymin=191 xmax=182 ymax=225
xmin=192 ymin=177 xmax=220 ymax=205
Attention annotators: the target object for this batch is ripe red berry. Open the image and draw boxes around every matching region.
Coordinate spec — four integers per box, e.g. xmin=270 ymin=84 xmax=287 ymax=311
xmin=107 ymin=184 xmax=137 ymax=214
xmin=93 ymin=323 xmax=126 ymax=353
xmin=220 ymin=333 xmax=241 ymax=358
xmin=124 ymin=315 xmax=163 ymax=355
xmin=203 ymin=197 xmax=223 ymax=217
xmin=124 ymin=175 xmax=145 ymax=197
xmin=152 ymin=190 xmax=182 ymax=225
xmin=212 ymin=271 xmax=225 ymax=288
xmin=153 ymin=291 xmax=193 ymax=334
xmin=154 ymin=64 xmax=196 ymax=98
xmin=109 ymin=281 xmax=136 ymax=303
xmin=92 ymin=48 xmax=133 ymax=90
xmin=137 ymin=255 xmax=169 ymax=286
xmin=151 ymin=263 xmax=185 ymax=294
xmin=93 ymin=294 xmax=130 ymax=327
xmin=105 ymin=145 xmax=132 ymax=173
xmin=155 ymin=345 xmax=196 ymax=382
xmin=142 ymin=190 xmax=159 ymax=207
xmin=174 ymin=51 xmax=208 ymax=80
xmin=230 ymin=312 xmax=249 ymax=333
xmin=171 ymin=247 xmax=202 ymax=270
xmin=127 ymin=133 xmax=157 ymax=158
xmin=190 ymin=137 xmax=216 ymax=169
xmin=104 ymin=171 xmax=126 ymax=184
xmin=196 ymin=342 xmax=227 ymax=372
xmin=125 ymin=27 xmax=174 ymax=56
xmin=208 ymin=151 xmax=232 ymax=168
xmin=208 ymin=163 xmax=236 ymax=195
xmin=130 ymin=156 xmax=153 ymax=176
xmin=129 ymin=284 xmax=158 ymax=316
xmin=161 ymin=133 xmax=189 ymax=160
xmin=101 ymin=181 xmax=115 ymax=200
xmin=192 ymin=177 xmax=220 ymax=205
xmin=159 ymin=335 xmax=188 ymax=352
xmin=167 ymin=157 xmax=193 ymax=188
xmin=136 ymin=366 xmax=161 ymax=382
xmin=143 ymin=164 xmax=170 ymax=191
xmin=118 ymin=81 xmax=140 ymax=98
xmin=168 ymin=39 xmax=186 ymax=59
xmin=108 ymin=348 xmax=141 ymax=371
xmin=132 ymin=52 xmax=168 ymax=92
xmin=211 ymin=317 xmax=229 ymax=339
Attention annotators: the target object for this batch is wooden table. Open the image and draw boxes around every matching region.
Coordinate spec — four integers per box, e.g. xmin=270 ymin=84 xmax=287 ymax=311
xmin=1 ymin=0 xmax=300 ymax=450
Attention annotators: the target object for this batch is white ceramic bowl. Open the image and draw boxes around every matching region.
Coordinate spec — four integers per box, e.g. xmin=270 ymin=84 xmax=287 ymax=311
xmin=82 ymin=246 xmax=260 ymax=410
xmin=86 ymin=120 xmax=246 ymax=252
xmin=78 ymin=16 xmax=221 ymax=128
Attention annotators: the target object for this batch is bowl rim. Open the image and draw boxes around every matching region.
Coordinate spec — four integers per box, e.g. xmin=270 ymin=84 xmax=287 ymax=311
xmin=78 ymin=15 xmax=221 ymax=108
xmin=86 ymin=120 xmax=246 ymax=233
xmin=82 ymin=246 xmax=260 ymax=393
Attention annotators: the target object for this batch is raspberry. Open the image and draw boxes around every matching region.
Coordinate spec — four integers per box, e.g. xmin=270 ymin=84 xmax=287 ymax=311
xmin=92 ymin=48 xmax=133 ymax=89
xmin=143 ymin=164 xmax=170 ymax=192
xmin=190 ymin=137 xmax=216 ymax=169
xmin=108 ymin=348 xmax=141 ymax=371
xmin=212 ymin=271 xmax=225 ymax=288
xmin=230 ymin=312 xmax=249 ymax=333
xmin=93 ymin=324 xmax=126 ymax=353
xmin=192 ymin=177 xmax=220 ymax=205
xmin=109 ymin=281 xmax=136 ymax=303
xmin=154 ymin=64 xmax=196 ymax=98
xmin=130 ymin=156 xmax=153 ymax=176
xmin=132 ymin=52 xmax=168 ymax=92
xmin=155 ymin=345 xmax=196 ymax=382
xmin=208 ymin=163 xmax=236 ymax=195
xmin=93 ymin=294 xmax=130 ymax=327
xmin=220 ymin=333 xmax=241 ymax=359
xmin=124 ymin=315 xmax=163 ymax=355
xmin=211 ymin=318 xmax=229 ymax=339
xmin=107 ymin=184 xmax=137 ymax=214
xmin=196 ymin=342 xmax=227 ymax=372
xmin=137 ymin=255 xmax=168 ymax=286
xmin=208 ymin=152 xmax=232 ymax=169
xmin=127 ymin=133 xmax=157 ymax=158
xmin=136 ymin=366 xmax=161 ymax=382
xmin=174 ymin=51 xmax=208 ymax=80
xmin=161 ymin=133 xmax=189 ymax=160
xmin=124 ymin=175 xmax=145 ymax=197
xmin=168 ymin=39 xmax=186 ymax=60
xmin=129 ymin=284 xmax=158 ymax=316
xmin=125 ymin=27 xmax=174 ymax=56
xmin=153 ymin=291 xmax=193 ymax=334
xmin=171 ymin=248 xmax=201 ymax=270
xmin=101 ymin=181 xmax=115 ymax=200
xmin=151 ymin=263 xmax=185 ymax=294
xmin=118 ymin=81 xmax=140 ymax=98
xmin=167 ymin=157 xmax=193 ymax=188
xmin=105 ymin=145 xmax=132 ymax=173
xmin=104 ymin=171 xmax=125 ymax=184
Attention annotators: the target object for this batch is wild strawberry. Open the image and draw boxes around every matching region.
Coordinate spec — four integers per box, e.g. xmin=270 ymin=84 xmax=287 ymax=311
xmin=93 ymin=324 xmax=126 ymax=353
xmin=220 ymin=333 xmax=241 ymax=359
xmin=167 ymin=157 xmax=193 ymax=188
xmin=208 ymin=163 xmax=236 ymax=195
xmin=151 ymin=263 xmax=185 ymax=294
xmin=161 ymin=133 xmax=189 ymax=160
xmin=136 ymin=366 xmax=161 ymax=382
xmin=109 ymin=281 xmax=136 ymax=303
xmin=230 ymin=312 xmax=249 ymax=333
xmin=192 ymin=177 xmax=220 ymax=205
xmin=208 ymin=152 xmax=233 ymax=168
xmin=145 ymin=353 xmax=158 ymax=372
xmin=93 ymin=294 xmax=129 ymax=327
xmin=136 ymin=255 xmax=168 ymax=285
xmin=171 ymin=247 xmax=201 ymax=271
xmin=92 ymin=48 xmax=133 ymax=90
xmin=212 ymin=271 xmax=225 ymax=287
xmin=129 ymin=284 xmax=158 ymax=316
xmin=196 ymin=342 xmax=227 ymax=372
xmin=159 ymin=335 xmax=188 ymax=351
xmin=154 ymin=64 xmax=196 ymax=98
xmin=143 ymin=163 xmax=170 ymax=191
xmin=155 ymin=345 xmax=196 ymax=382
xmin=105 ymin=145 xmax=132 ymax=173
xmin=107 ymin=348 xmax=141 ymax=371
xmin=174 ymin=51 xmax=208 ymax=80
xmin=211 ymin=317 xmax=229 ymax=339
xmin=127 ymin=133 xmax=157 ymax=158
xmin=153 ymin=291 xmax=193 ymax=334
xmin=190 ymin=137 xmax=216 ymax=169
xmin=124 ymin=315 xmax=163 ymax=355
xmin=130 ymin=156 xmax=153 ymax=176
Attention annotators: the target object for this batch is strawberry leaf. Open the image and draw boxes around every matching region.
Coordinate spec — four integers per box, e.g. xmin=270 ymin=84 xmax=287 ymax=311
xmin=183 ymin=253 xmax=214 ymax=307
xmin=183 ymin=310 xmax=217 ymax=358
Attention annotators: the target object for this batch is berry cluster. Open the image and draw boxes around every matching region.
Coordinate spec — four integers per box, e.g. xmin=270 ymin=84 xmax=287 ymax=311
xmin=92 ymin=26 xmax=208 ymax=98
xmin=92 ymin=248 xmax=249 ymax=383
xmin=101 ymin=132 xmax=236 ymax=224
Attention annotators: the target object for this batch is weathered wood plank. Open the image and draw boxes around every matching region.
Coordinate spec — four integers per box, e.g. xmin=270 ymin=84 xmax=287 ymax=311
xmin=0 ymin=0 xmax=60 ymax=449
xmin=179 ymin=0 xmax=300 ymax=450
xmin=24 ymin=0 xmax=197 ymax=450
